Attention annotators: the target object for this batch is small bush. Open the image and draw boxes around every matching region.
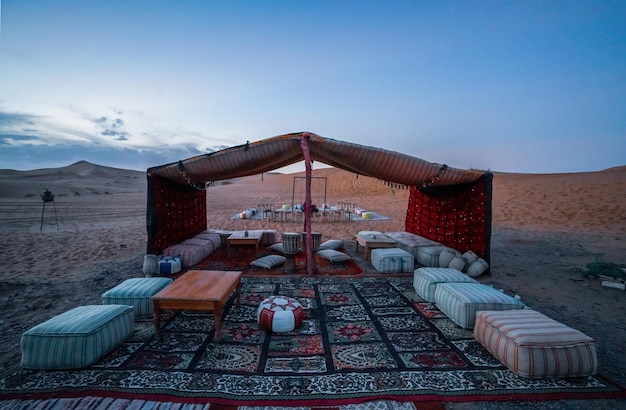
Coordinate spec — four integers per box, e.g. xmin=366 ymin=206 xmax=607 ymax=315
xmin=584 ymin=260 xmax=626 ymax=279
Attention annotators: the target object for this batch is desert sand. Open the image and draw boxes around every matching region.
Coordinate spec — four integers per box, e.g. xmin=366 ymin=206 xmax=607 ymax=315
xmin=1 ymin=161 xmax=625 ymax=409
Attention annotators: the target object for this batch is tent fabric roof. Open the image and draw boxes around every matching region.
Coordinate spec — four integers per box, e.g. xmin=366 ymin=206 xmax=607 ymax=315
xmin=147 ymin=132 xmax=484 ymax=187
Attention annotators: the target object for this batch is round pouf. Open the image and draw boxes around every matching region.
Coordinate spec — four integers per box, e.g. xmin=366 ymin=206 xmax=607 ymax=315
xmin=257 ymin=295 xmax=304 ymax=333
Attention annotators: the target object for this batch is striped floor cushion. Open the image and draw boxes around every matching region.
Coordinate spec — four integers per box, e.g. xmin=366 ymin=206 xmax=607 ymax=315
xmin=102 ymin=277 xmax=173 ymax=318
xmin=413 ymin=267 xmax=478 ymax=302
xmin=474 ymin=309 xmax=597 ymax=378
xmin=434 ymin=283 xmax=525 ymax=329
xmin=371 ymin=248 xmax=414 ymax=273
xmin=20 ymin=305 xmax=134 ymax=369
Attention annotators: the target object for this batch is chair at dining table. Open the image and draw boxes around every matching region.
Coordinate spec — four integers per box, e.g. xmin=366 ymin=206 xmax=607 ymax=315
xmin=257 ymin=203 xmax=275 ymax=221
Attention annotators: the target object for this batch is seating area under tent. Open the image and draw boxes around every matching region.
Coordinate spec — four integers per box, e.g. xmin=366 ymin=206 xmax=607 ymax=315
xmin=145 ymin=132 xmax=493 ymax=274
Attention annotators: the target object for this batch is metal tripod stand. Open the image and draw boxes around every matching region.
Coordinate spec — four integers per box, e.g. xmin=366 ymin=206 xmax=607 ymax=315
xmin=40 ymin=188 xmax=59 ymax=231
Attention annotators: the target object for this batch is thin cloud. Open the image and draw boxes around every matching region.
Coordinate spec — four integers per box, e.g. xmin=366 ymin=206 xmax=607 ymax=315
xmin=0 ymin=134 xmax=40 ymax=145
xmin=0 ymin=111 xmax=38 ymax=128
xmin=93 ymin=113 xmax=130 ymax=141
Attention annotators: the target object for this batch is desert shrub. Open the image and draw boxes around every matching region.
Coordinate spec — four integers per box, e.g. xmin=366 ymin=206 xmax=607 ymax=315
xmin=584 ymin=260 xmax=625 ymax=279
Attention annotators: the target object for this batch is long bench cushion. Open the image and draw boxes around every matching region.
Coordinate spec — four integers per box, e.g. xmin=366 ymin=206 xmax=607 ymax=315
xmin=180 ymin=238 xmax=216 ymax=255
xmin=474 ymin=309 xmax=597 ymax=378
xmin=201 ymin=229 xmax=233 ymax=246
xmin=383 ymin=231 xmax=441 ymax=259
xmin=413 ymin=267 xmax=478 ymax=302
xmin=162 ymin=244 xmax=209 ymax=267
xmin=434 ymin=283 xmax=525 ymax=329
xmin=21 ymin=305 xmax=134 ymax=369
xmin=102 ymin=277 xmax=173 ymax=317
xmin=192 ymin=233 xmax=222 ymax=249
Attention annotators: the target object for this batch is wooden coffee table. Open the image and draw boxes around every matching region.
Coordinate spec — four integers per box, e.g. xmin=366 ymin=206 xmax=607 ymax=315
xmin=152 ymin=270 xmax=241 ymax=342
xmin=355 ymin=232 xmax=397 ymax=260
xmin=227 ymin=231 xmax=262 ymax=257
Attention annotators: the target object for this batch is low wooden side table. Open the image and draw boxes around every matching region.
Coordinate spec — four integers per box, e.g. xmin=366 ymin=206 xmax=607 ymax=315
xmin=152 ymin=270 xmax=241 ymax=343
xmin=355 ymin=232 xmax=397 ymax=260
xmin=227 ymin=231 xmax=262 ymax=257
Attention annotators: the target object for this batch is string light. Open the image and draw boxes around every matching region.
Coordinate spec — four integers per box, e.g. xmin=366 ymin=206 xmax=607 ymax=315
xmin=177 ymin=160 xmax=204 ymax=190
xmin=419 ymin=165 xmax=448 ymax=189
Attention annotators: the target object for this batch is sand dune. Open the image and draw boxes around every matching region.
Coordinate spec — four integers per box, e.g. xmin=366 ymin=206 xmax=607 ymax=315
xmin=492 ymin=166 xmax=626 ymax=234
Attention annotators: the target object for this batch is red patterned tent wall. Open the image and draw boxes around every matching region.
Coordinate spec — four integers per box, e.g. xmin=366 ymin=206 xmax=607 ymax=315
xmin=146 ymin=174 xmax=207 ymax=254
xmin=406 ymin=173 xmax=493 ymax=262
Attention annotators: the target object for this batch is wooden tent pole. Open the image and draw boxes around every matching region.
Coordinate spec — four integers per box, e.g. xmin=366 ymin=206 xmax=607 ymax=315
xmin=301 ymin=133 xmax=315 ymax=276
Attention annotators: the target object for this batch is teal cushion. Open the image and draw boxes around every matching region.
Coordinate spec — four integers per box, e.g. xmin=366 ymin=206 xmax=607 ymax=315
xmin=413 ymin=267 xmax=477 ymax=302
xmin=102 ymin=277 xmax=173 ymax=318
xmin=434 ymin=283 xmax=525 ymax=329
xmin=21 ymin=305 xmax=134 ymax=369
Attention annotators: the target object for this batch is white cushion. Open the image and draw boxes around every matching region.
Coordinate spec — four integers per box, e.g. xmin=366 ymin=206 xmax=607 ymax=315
xmin=417 ymin=246 xmax=448 ymax=267
xmin=318 ymin=249 xmax=351 ymax=263
xmin=462 ymin=250 xmax=479 ymax=264
xmin=319 ymin=239 xmax=343 ymax=250
xmin=466 ymin=258 xmax=489 ymax=277
xmin=448 ymin=256 xmax=467 ymax=272
xmin=439 ymin=249 xmax=460 ymax=267
xmin=250 ymin=255 xmax=286 ymax=269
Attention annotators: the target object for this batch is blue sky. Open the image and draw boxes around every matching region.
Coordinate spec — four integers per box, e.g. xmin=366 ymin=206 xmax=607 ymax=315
xmin=1 ymin=1 xmax=624 ymax=173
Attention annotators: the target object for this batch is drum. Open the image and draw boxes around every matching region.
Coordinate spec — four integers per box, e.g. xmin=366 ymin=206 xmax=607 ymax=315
xmin=302 ymin=232 xmax=322 ymax=252
xmin=282 ymin=232 xmax=301 ymax=255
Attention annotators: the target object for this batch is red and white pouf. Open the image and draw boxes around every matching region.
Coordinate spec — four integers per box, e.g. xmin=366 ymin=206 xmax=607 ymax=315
xmin=257 ymin=295 xmax=304 ymax=333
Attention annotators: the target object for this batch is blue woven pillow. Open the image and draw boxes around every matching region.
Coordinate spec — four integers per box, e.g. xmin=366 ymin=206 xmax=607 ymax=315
xmin=250 ymin=255 xmax=286 ymax=269
xmin=318 ymin=249 xmax=351 ymax=263
xmin=269 ymin=243 xmax=284 ymax=253
xmin=319 ymin=239 xmax=343 ymax=250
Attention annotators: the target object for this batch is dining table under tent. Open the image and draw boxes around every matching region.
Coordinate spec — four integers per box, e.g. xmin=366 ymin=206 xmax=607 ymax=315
xmin=146 ymin=132 xmax=493 ymax=276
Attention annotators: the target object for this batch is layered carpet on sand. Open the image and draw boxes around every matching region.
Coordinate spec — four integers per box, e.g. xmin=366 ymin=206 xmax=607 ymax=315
xmin=1 ymin=276 xmax=623 ymax=406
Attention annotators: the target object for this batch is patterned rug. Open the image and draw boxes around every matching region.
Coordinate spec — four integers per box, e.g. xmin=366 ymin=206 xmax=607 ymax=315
xmin=194 ymin=246 xmax=365 ymax=276
xmin=1 ymin=276 xmax=624 ymax=406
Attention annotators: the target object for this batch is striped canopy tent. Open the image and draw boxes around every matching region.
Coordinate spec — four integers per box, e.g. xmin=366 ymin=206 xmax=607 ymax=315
xmin=146 ymin=132 xmax=492 ymax=275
